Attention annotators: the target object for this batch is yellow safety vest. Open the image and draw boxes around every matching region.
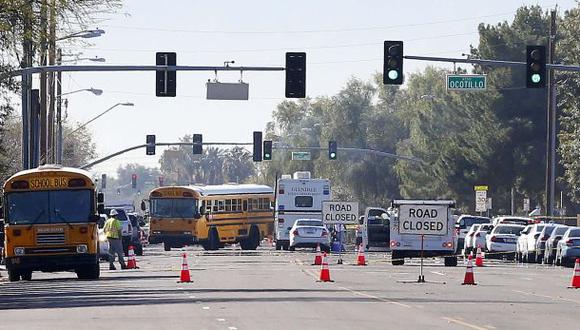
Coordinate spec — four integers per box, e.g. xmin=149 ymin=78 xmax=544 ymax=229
xmin=104 ymin=217 xmax=122 ymax=239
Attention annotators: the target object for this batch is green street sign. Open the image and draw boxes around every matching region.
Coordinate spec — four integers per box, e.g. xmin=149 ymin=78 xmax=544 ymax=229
xmin=446 ymin=74 xmax=486 ymax=91
xmin=291 ymin=151 xmax=311 ymax=161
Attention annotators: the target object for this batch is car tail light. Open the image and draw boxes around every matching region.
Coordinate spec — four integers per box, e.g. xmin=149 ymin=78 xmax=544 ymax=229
xmin=390 ymin=240 xmax=397 ymax=247
xmin=321 ymin=231 xmax=327 ymax=237
xmin=475 ymin=233 xmax=480 ymax=237
xmin=293 ymin=230 xmax=299 ymax=236
xmin=566 ymin=239 xmax=574 ymax=246
xmin=541 ymin=235 xmax=549 ymax=241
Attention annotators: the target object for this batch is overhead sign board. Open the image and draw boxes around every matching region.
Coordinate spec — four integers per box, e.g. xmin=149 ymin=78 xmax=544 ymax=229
xmin=291 ymin=151 xmax=311 ymax=161
xmin=447 ymin=74 xmax=486 ymax=91
xmin=523 ymin=198 xmax=530 ymax=212
xmin=398 ymin=204 xmax=448 ymax=236
xmin=323 ymin=201 xmax=359 ymax=224
xmin=206 ymin=82 xmax=249 ymax=100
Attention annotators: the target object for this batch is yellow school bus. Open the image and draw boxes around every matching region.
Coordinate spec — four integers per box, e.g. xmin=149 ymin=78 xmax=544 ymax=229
xmin=195 ymin=184 xmax=274 ymax=250
xmin=147 ymin=186 xmax=200 ymax=251
xmin=2 ymin=165 xmax=104 ymax=282
xmin=147 ymin=184 xmax=274 ymax=251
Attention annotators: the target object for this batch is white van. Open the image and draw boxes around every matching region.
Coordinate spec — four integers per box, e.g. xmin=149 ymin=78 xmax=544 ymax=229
xmin=274 ymin=172 xmax=331 ymax=250
xmin=389 ymin=200 xmax=458 ymax=266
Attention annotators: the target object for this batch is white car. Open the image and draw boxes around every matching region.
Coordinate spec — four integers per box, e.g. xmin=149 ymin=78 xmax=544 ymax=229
xmin=473 ymin=224 xmax=494 ymax=253
xmin=491 ymin=216 xmax=533 ymax=227
xmin=463 ymin=224 xmax=482 ymax=256
xmin=289 ymin=219 xmax=330 ymax=252
xmin=98 ymin=228 xmax=110 ymax=261
xmin=455 ymin=215 xmax=490 ymax=254
xmin=517 ymin=224 xmax=545 ymax=262
xmin=486 ymin=224 xmax=525 ymax=259
xmin=555 ymin=227 xmax=580 ymax=267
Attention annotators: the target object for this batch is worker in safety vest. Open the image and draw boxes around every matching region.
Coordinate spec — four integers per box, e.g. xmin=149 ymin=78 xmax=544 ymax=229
xmin=355 ymin=220 xmax=363 ymax=251
xmin=104 ymin=209 xmax=127 ymax=270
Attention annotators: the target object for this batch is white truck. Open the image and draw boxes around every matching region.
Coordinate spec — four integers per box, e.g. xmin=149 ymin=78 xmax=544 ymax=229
xmin=274 ymin=172 xmax=331 ymax=251
xmin=389 ymin=200 xmax=458 ymax=266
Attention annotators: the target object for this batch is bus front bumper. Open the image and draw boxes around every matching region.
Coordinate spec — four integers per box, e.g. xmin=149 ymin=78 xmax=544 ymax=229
xmin=5 ymin=253 xmax=98 ymax=272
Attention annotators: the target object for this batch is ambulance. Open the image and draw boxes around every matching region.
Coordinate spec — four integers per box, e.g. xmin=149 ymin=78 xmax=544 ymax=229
xmin=274 ymin=172 xmax=331 ymax=250
xmin=389 ymin=200 xmax=458 ymax=266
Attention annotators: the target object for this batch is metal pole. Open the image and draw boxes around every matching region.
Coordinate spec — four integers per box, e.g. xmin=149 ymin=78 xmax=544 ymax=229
xmin=511 ymin=187 xmax=515 ymax=215
xmin=56 ymin=49 xmax=63 ymax=164
xmin=47 ymin=0 xmax=56 ymax=163
xmin=546 ymin=10 xmax=557 ymax=216
xmin=39 ymin=0 xmax=48 ymax=165
xmin=21 ymin=0 xmax=34 ymax=170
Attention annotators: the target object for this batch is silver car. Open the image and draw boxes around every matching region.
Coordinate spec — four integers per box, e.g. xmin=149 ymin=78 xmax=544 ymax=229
xmin=289 ymin=219 xmax=330 ymax=252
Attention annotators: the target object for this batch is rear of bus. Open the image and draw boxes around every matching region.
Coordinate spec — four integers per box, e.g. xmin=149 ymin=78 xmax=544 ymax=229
xmin=274 ymin=172 xmax=331 ymax=250
xmin=2 ymin=166 xmax=104 ymax=281
xmin=147 ymin=186 xmax=200 ymax=251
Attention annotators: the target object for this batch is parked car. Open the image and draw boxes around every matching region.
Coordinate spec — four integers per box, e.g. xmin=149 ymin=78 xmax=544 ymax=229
xmin=104 ymin=208 xmax=141 ymax=255
xmin=486 ymin=224 xmax=525 ymax=259
xmin=455 ymin=215 xmax=490 ymax=254
xmin=517 ymin=224 xmax=545 ymax=263
xmin=473 ymin=224 xmax=494 ymax=253
xmin=555 ymin=227 xmax=580 ymax=267
xmin=463 ymin=224 xmax=482 ymax=256
xmin=127 ymin=212 xmax=145 ymax=255
xmin=289 ymin=219 xmax=330 ymax=252
xmin=543 ymin=225 xmax=569 ymax=265
xmin=534 ymin=224 xmax=558 ymax=263
xmin=492 ymin=216 xmax=533 ymax=227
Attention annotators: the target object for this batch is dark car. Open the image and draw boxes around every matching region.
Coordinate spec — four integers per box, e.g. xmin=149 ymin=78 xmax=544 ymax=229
xmin=543 ymin=225 xmax=569 ymax=264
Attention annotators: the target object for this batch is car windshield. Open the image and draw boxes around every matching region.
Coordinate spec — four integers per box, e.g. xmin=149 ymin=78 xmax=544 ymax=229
xmin=543 ymin=226 xmax=556 ymax=236
xmin=478 ymin=225 xmax=493 ymax=232
xmin=6 ymin=190 xmax=92 ymax=225
xmin=151 ymin=198 xmax=198 ymax=218
xmin=568 ymin=229 xmax=580 ymax=237
xmin=500 ymin=218 xmax=530 ymax=225
xmin=495 ymin=226 xmax=523 ymax=235
xmin=461 ymin=217 xmax=489 ymax=227
xmin=554 ymin=227 xmax=569 ymax=236
xmin=296 ymin=220 xmax=324 ymax=227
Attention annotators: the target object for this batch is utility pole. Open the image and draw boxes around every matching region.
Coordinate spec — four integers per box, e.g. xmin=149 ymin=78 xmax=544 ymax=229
xmin=47 ymin=0 xmax=56 ymax=163
xmin=39 ymin=0 xmax=48 ymax=165
xmin=56 ymin=48 xmax=63 ymax=164
xmin=545 ymin=9 xmax=557 ymax=216
xmin=21 ymin=0 xmax=34 ymax=170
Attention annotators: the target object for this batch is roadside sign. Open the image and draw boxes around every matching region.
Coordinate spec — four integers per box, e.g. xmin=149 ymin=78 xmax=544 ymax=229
xmin=291 ymin=151 xmax=311 ymax=161
xmin=474 ymin=185 xmax=488 ymax=213
xmin=398 ymin=204 xmax=448 ymax=236
xmin=322 ymin=201 xmax=359 ymax=224
xmin=523 ymin=198 xmax=530 ymax=212
xmin=447 ymin=74 xmax=486 ymax=91
xmin=486 ymin=198 xmax=493 ymax=210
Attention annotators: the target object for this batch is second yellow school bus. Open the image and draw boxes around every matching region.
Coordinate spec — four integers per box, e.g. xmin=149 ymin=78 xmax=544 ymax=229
xmin=147 ymin=184 xmax=274 ymax=251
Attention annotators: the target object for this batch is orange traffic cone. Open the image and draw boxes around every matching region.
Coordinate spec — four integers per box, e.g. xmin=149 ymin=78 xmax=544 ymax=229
xmin=357 ymin=244 xmax=367 ymax=266
xmin=178 ymin=253 xmax=192 ymax=283
xmin=318 ymin=253 xmax=333 ymax=282
xmin=462 ymin=255 xmax=477 ymax=285
xmin=313 ymin=244 xmax=322 ymax=265
xmin=475 ymin=246 xmax=484 ymax=267
xmin=126 ymin=245 xmax=138 ymax=269
xmin=569 ymin=258 xmax=580 ymax=289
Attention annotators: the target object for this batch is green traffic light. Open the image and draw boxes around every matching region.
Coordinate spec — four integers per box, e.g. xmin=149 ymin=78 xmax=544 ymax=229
xmin=388 ymin=70 xmax=399 ymax=80
xmin=531 ymin=73 xmax=541 ymax=83
xmin=330 ymin=152 xmax=336 ymax=159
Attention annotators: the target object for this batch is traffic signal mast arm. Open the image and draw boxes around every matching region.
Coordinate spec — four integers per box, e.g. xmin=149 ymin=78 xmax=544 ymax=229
xmin=403 ymin=55 xmax=580 ymax=72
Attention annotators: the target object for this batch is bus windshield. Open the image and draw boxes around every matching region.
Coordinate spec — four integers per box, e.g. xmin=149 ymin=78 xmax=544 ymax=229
xmin=6 ymin=190 xmax=92 ymax=225
xmin=151 ymin=198 xmax=198 ymax=218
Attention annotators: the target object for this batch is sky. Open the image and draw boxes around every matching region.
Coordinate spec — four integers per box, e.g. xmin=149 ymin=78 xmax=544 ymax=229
xmin=55 ymin=0 xmax=577 ymax=178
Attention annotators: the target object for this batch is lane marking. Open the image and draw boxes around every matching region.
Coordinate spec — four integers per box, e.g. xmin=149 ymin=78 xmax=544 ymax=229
xmin=228 ymin=327 xmax=238 ymax=330
xmin=430 ymin=271 xmax=446 ymax=276
xmin=512 ymin=289 xmax=580 ymax=305
xmin=216 ymin=319 xmax=226 ymax=322
xmin=338 ymin=286 xmax=411 ymax=308
xmin=202 ymin=306 xmax=210 ymax=310
xmin=442 ymin=317 xmax=488 ymax=330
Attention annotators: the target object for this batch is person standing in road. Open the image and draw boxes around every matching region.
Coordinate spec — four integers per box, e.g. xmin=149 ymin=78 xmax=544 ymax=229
xmin=104 ymin=209 xmax=127 ymax=270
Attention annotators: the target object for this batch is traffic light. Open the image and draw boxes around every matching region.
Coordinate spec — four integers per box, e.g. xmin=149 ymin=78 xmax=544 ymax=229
xmin=285 ymin=52 xmax=306 ymax=98
xmin=156 ymin=52 xmax=176 ymax=97
xmin=101 ymin=174 xmax=107 ymax=189
xmin=383 ymin=41 xmax=404 ymax=85
xmin=263 ymin=140 xmax=272 ymax=161
xmin=146 ymin=134 xmax=156 ymax=155
xmin=253 ymin=131 xmax=263 ymax=162
xmin=131 ymin=174 xmax=137 ymax=189
xmin=192 ymin=133 xmax=202 ymax=155
xmin=328 ymin=141 xmax=337 ymax=160
xmin=526 ymin=45 xmax=546 ymax=88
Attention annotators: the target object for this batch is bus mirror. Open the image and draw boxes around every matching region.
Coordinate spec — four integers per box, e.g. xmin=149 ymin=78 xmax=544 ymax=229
xmin=140 ymin=200 xmax=147 ymax=211
xmin=381 ymin=213 xmax=389 ymax=220
xmin=194 ymin=212 xmax=201 ymax=220
xmin=97 ymin=192 xmax=104 ymax=204
xmin=97 ymin=204 xmax=105 ymax=215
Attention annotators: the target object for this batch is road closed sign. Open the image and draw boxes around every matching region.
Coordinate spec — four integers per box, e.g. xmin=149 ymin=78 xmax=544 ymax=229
xmin=398 ymin=204 xmax=448 ymax=236
xmin=322 ymin=201 xmax=359 ymax=224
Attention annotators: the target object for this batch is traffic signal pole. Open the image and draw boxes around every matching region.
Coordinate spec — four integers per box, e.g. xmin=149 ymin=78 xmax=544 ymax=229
xmin=546 ymin=10 xmax=557 ymax=216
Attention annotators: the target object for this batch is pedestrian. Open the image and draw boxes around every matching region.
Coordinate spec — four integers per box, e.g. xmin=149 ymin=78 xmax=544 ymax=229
xmin=104 ymin=209 xmax=127 ymax=270
xmin=355 ymin=221 xmax=363 ymax=251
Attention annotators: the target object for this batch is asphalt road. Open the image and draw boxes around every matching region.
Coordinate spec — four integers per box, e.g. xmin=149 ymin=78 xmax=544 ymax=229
xmin=0 ymin=244 xmax=578 ymax=330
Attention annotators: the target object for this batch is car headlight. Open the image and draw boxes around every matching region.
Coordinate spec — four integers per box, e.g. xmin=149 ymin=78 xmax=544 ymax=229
xmin=77 ymin=244 xmax=88 ymax=253
xmin=14 ymin=247 xmax=25 ymax=255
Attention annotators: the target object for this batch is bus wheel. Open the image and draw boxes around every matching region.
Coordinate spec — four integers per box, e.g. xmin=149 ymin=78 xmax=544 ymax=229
xmin=164 ymin=242 xmax=171 ymax=252
xmin=241 ymin=226 xmax=260 ymax=250
xmin=444 ymin=256 xmax=458 ymax=267
xmin=8 ymin=269 xmax=20 ymax=282
xmin=20 ymin=270 xmax=32 ymax=281
xmin=275 ymin=242 xmax=282 ymax=250
xmin=208 ymin=229 xmax=220 ymax=250
xmin=391 ymin=251 xmax=404 ymax=266
xmin=77 ymin=262 xmax=100 ymax=280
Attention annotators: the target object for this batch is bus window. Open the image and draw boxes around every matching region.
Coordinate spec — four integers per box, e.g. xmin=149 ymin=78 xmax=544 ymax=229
xmin=217 ymin=200 xmax=225 ymax=212
xmin=205 ymin=200 xmax=212 ymax=213
xmin=225 ymin=199 xmax=232 ymax=212
xmin=295 ymin=196 xmax=313 ymax=208
xmin=243 ymin=200 xmax=248 ymax=211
